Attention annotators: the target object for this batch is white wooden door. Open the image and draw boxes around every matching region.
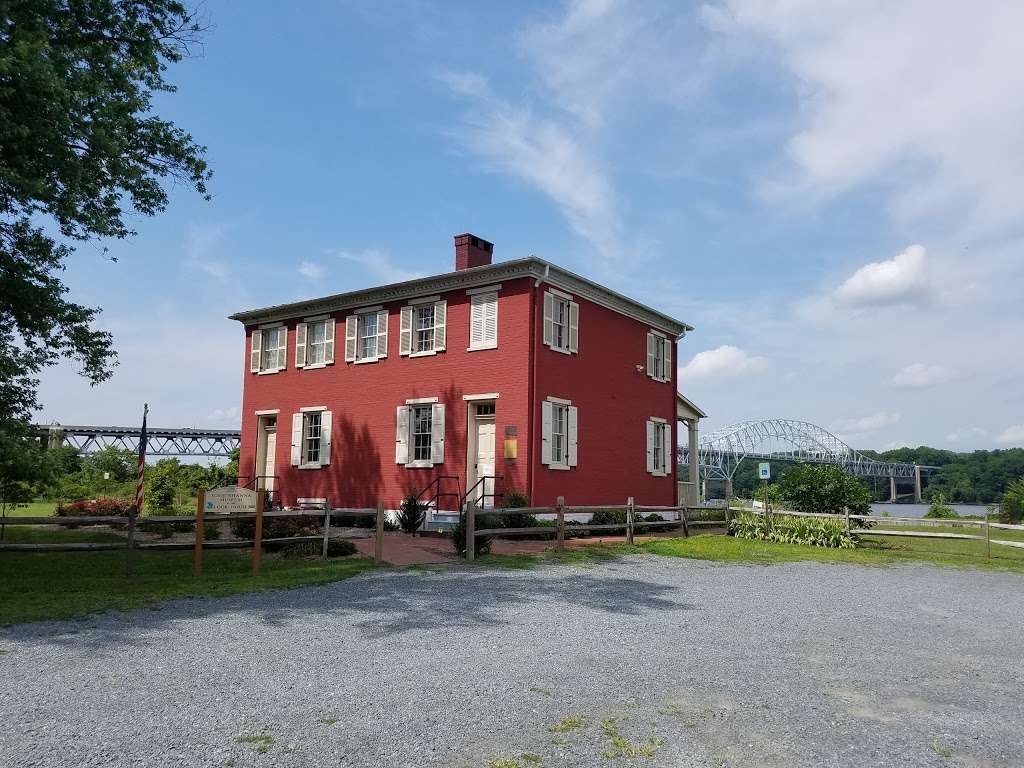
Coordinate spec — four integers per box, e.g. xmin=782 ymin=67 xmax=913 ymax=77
xmin=263 ymin=430 xmax=277 ymax=492
xmin=475 ymin=421 xmax=496 ymax=507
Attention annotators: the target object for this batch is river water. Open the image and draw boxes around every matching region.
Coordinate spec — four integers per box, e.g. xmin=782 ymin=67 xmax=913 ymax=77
xmin=869 ymin=502 xmax=994 ymax=519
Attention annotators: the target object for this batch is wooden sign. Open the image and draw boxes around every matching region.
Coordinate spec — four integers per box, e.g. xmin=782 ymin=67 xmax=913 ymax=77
xmin=204 ymin=486 xmax=258 ymax=515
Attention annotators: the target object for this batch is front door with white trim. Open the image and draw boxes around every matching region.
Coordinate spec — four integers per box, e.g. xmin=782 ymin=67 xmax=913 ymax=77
xmin=474 ymin=420 xmax=496 ymax=507
xmin=262 ymin=428 xmax=276 ymax=493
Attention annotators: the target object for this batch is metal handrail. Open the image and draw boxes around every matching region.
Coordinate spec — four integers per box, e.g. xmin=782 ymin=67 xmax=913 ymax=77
xmin=414 ymin=475 xmax=462 ymax=514
xmin=461 ymin=474 xmax=504 ymax=511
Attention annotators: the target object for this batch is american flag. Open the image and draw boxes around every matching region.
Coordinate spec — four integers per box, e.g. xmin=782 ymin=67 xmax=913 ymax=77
xmin=134 ymin=404 xmax=149 ymax=515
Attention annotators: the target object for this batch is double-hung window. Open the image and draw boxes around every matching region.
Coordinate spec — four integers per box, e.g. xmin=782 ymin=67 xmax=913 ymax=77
xmin=344 ymin=309 xmax=389 ymax=363
xmin=295 ymin=317 xmax=336 ymax=369
xmin=543 ymin=290 xmax=579 ymax=354
xmin=541 ymin=397 xmax=578 ymax=470
xmin=646 ymin=418 xmax=670 ymax=476
xmin=290 ymin=408 xmax=332 ymax=468
xmin=399 ymin=299 xmax=447 ymax=356
xmin=646 ymin=331 xmax=672 ymax=382
xmin=395 ymin=399 xmax=446 ymax=467
xmin=250 ymin=326 xmax=287 ymax=374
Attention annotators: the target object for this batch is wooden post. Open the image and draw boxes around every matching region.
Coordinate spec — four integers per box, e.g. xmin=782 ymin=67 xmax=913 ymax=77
xmin=681 ymin=506 xmax=690 ymax=538
xmin=844 ymin=506 xmax=851 ymax=537
xmin=465 ymin=501 xmax=476 ymax=562
xmin=374 ymin=501 xmax=385 ymax=564
xmin=322 ymin=510 xmax=331 ymax=559
xmin=626 ymin=497 xmax=635 ymax=545
xmin=556 ymin=495 xmax=565 ymax=551
xmin=724 ymin=504 xmax=731 ymax=530
xmin=252 ymin=489 xmax=265 ymax=575
xmin=194 ymin=488 xmax=206 ymax=577
xmin=985 ymin=510 xmax=991 ymax=559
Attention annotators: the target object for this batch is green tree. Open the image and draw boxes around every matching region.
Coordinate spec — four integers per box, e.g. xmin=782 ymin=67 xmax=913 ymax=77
xmin=146 ymin=458 xmax=180 ymax=514
xmin=1 ymin=1 xmax=210 ymax=423
xmin=776 ymin=464 xmax=871 ymax=515
xmin=1001 ymin=477 xmax=1024 ymax=524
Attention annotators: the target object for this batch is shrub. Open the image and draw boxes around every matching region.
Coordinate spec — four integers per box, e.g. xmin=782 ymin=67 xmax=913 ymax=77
xmin=278 ymin=538 xmax=357 ymax=558
xmin=55 ymin=498 xmax=133 ymax=517
xmin=396 ymin=494 xmax=426 ymax=535
xmin=451 ymin=512 xmax=493 ymax=557
xmin=499 ymin=489 xmax=538 ymax=531
xmin=729 ymin=512 xmax=856 ymax=549
xmin=231 ymin=514 xmax=321 ymax=541
xmin=924 ymin=493 xmax=959 ymax=519
xmin=1001 ymin=477 xmax=1024 ymax=524
xmin=590 ymin=508 xmax=628 ymax=533
xmin=776 ymin=464 xmax=871 ymax=516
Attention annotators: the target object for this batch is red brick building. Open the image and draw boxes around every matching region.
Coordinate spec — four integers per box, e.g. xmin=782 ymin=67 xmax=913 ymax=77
xmin=230 ymin=235 xmax=694 ymax=520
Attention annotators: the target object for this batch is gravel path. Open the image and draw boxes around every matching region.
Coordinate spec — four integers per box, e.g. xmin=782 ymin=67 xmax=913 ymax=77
xmin=2 ymin=556 xmax=1023 ymax=768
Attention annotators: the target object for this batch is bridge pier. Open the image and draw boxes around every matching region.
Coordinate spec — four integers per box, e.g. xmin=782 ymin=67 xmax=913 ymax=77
xmin=724 ymin=478 xmax=733 ymax=503
xmin=889 ymin=476 xmax=897 ymax=503
xmin=47 ymin=424 xmax=64 ymax=450
xmin=914 ymin=465 xmax=923 ymax=503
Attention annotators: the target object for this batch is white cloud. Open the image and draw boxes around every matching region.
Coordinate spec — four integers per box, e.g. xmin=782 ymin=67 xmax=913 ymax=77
xmin=835 ymin=245 xmax=927 ymax=307
xmin=184 ymin=222 xmax=230 ymax=280
xmin=205 ymin=406 xmax=241 ymax=429
xmin=997 ymin=425 xmax=1024 ymax=446
xmin=946 ymin=427 xmax=988 ymax=444
xmin=333 ymin=248 xmax=423 ymax=284
xmin=891 ymin=362 xmax=956 ymax=389
xmin=831 ymin=411 xmax=900 ymax=435
xmin=705 ymin=1 xmax=1024 ymax=236
xmin=678 ymin=345 xmax=767 ymax=380
xmin=298 ymin=260 xmax=324 ymax=280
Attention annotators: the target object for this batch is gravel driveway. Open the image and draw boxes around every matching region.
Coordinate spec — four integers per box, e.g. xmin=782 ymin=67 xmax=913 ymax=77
xmin=2 ymin=555 xmax=1022 ymax=768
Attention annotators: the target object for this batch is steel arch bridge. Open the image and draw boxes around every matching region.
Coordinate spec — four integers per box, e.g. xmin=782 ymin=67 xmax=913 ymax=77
xmin=37 ymin=424 xmax=240 ymax=458
xmin=679 ymin=419 xmax=924 ymax=482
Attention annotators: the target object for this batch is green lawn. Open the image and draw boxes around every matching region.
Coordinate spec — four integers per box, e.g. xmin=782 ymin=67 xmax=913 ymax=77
xmin=476 ymin=530 xmax=1024 ymax=575
xmin=2 ymin=500 xmax=59 ymax=518
xmin=0 ymin=526 xmax=377 ymax=626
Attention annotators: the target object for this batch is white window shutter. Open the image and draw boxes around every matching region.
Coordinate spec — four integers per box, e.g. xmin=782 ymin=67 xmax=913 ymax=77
xmin=645 ymin=421 xmax=655 ymax=474
xmin=664 ymin=338 xmax=672 ymax=381
xmin=320 ymin=410 xmax=332 ymax=465
xmin=344 ymin=315 xmax=358 ymax=362
xmin=291 ymin=413 xmax=303 ymax=466
xmin=541 ymin=400 xmax=553 ymax=465
xmin=485 ymin=292 xmax=497 ymax=345
xmin=646 ymin=333 xmax=656 ymax=379
xmin=376 ymin=310 xmax=389 ymax=358
xmin=662 ymin=423 xmax=672 ymax=474
xmin=399 ymin=306 xmax=413 ymax=355
xmin=568 ymin=301 xmax=579 ymax=353
xmin=543 ymin=292 xmax=554 ymax=346
xmin=470 ymin=294 xmax=485 ymax=348
xmin=395 ymin=406 xmax=410 ymax=464
xmin=433 ymin=300 xmax=447 ymax=351
xmin=324 ymin=319 xmax=336 ymax=364
xmin=276 ymin=329 xmax=287 ymax=370
xmin=430 ymin=403 xmax=446 ymax=464
xmin=567 ymin=406 xmax=578 ymax=467
xmin=295 ymin=323 xmax=308 ymax=368
xmin=250 ymin=330 xmax=262 ymax=373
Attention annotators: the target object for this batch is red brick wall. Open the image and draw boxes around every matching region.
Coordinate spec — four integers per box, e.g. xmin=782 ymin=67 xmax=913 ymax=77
xmin=530 ymin=288 xmax=678 ymax=507
xmin=238 ymin=278 xmax=533 ymax=509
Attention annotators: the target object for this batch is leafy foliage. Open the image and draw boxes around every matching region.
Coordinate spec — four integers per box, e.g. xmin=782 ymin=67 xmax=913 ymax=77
xmin=1001 ymin=477 xmax=1024 ymax=524
xmin=924 ymin=493 xmax=959 ymax=519
xmin=396 ymin=493 xmax=426 ymax=535
xmin=729 ymin=512 xmax=856 ymax=549
xmin=776 ymin=463 xmax=871 ymax=516
xmin=1 ymin=1 xmax=210 ymax=422
xmin=450 ymin=511 xmax=494 ymax=557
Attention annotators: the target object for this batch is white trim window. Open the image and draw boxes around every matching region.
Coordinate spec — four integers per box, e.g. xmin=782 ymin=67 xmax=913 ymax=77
xmin=468 ymin=291 xmax=498 ymax=350
xmin=646 ymin=418 xmax=671 ymax=476
xmin=250 ymin=325 xmax=287 ymax=374
xmin=395 ymin=400 xmax=446 ymax=467
xmin=543 ymin=290 xmax=579 ymax=354
xmin=646 ymin=331 xmax=672 ymax=382
xmin=344 ymin=309 xmax=389 ymax=363
xmin=399 ymin=299 xmax=447 ymax=356
xmin=290 ymin=408 xmax=332 ymax=468
xmin=295 ymin=318 xmax=336 ymax=368
xmin=541 ymin=397 xmax=578 ymax=470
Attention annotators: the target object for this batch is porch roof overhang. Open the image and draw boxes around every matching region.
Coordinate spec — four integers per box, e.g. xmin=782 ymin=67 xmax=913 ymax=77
xmin=676 ymin=392 xmax=707 ymax=422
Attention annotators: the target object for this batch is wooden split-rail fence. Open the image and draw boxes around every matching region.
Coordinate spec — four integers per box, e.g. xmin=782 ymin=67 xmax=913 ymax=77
xmin=0 ymin=490 xmax=388 ymax=575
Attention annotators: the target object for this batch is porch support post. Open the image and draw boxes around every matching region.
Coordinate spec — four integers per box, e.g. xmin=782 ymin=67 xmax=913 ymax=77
xmin=687 ymin=418 xmax=700 ymax=507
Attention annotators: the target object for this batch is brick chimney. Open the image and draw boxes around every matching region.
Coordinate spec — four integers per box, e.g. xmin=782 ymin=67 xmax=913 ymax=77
xmin=454 ymin=233 xmax=494 ymax=270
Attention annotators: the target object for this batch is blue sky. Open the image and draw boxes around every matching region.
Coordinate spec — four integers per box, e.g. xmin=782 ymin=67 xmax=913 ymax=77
xmin=35 ymin=0 xmax=1024 ymax=450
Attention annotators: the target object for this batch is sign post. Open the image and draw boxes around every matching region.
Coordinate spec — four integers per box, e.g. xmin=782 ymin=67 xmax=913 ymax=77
xmin=199 ymin=486 xmax=259 ymax=574
xmin=758 ymin=462 xmax=771 ymax=524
